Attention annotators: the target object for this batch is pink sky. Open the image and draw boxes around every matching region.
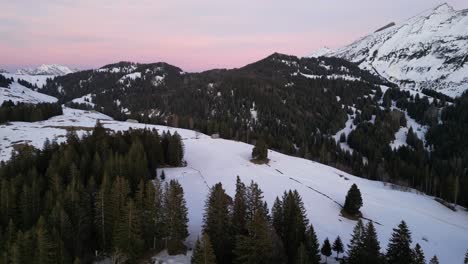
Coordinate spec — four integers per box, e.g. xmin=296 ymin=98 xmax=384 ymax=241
xmin=0 ymin=0 xmax=466 ymax=72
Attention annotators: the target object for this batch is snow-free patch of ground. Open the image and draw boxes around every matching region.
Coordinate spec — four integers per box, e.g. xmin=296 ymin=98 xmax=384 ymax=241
xmin=1 ymin=107 xmax=467 ymax=264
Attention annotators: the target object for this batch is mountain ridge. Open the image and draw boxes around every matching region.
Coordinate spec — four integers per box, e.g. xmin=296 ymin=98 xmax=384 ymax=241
xmin=314 ymin=3 xmax=468 ymax=97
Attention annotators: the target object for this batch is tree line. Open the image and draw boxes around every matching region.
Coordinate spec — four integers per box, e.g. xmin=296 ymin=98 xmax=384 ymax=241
xmin=0 ymin=123 xmax=186 ymax=263
xmin=194 ymin=179 xmax=463 ymax=264
xmin=0 ymin=100 xmax=63 ymax=123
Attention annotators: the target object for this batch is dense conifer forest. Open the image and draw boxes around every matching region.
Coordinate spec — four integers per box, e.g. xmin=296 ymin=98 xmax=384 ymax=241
xmin=37 ymin=54 xmax=468 ymax=208
xmin=0 ymin=101 xmax=63 ymax=123
xmin=0 ymin=123 xmax=185 ymax=263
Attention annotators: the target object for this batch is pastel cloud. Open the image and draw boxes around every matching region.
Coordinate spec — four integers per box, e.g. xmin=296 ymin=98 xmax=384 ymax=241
xmin=0 ymin=0 xmax=466 ymax=71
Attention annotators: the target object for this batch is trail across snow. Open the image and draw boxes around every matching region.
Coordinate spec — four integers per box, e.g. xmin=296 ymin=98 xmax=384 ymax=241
xmin=0 ymin=108 xmax=467 ymax=263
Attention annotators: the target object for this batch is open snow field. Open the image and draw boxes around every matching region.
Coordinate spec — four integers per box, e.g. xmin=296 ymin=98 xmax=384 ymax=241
xmin=1 ymin=108 xmax=467 ymax=263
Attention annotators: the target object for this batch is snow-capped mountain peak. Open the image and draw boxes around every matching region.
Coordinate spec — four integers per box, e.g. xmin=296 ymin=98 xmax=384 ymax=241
xmin=308 ymin=47 xmax=335 ymax=58
xmin=324 ymin=3 xmax=468 ymax=97
xmin=16 ymin=64 xmax=76 ymax=76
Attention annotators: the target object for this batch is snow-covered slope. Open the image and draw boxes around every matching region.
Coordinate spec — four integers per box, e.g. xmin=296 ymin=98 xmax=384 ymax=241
xmin=0 ymin=81 xmax=57 ymax=104
xmin=320 ymin=3 xmax=468 ymax=97
xmin=309 ymin=47 xmax=335 ymax=58
xmin=16 ymin=64 xmax=75 ymax=76
xmin=0 ymin=107 xmax=467 ymax=264
xmin=0 ymin=73 xmax=54 ymax=88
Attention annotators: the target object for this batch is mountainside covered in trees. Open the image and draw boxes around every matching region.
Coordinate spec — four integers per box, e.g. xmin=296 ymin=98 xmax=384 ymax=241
xmin=319 ymin=3 xmax=468 ymax=97
xmin=0 ymin=107 xmax=467 ymax=263
xmin=35 ymin=52 xmax=468 ymax=209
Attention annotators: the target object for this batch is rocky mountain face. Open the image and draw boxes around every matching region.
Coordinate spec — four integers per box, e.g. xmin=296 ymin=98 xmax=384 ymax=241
xmin=16 ymin=64 xmax=76 ymax=76
xmin=317 ymin=3 xmax=468 ymax=97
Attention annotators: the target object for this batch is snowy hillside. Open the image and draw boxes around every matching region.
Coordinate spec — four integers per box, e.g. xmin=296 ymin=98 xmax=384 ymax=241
xmin=0 ymin=73 xmax=54 ymax=89
xmin=0 ymin=107 xmax=467 ymax=263
xmin=317 ymin=3 xmax=468 ymax=97
xmin=16 ymin=64 xmax=75 ymax=76
xmin=0 ymin=80 xmax=57 ymax=104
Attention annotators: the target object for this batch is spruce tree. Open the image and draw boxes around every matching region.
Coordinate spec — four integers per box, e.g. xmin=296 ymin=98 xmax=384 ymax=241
xmin=429 ymin=255 xmax=439 ymax=264
xmin=163 ymin=180 xmax=189 ymax=255
xmin=465 ymin=249 xmax=468 ymax=264
xmin=321 ymin=238 xmax=332 ymax=263
xmin=386 ymin=221 xmax=413 ymax=264
xmin=295 ymin=243 xmax=310 ymax=264
xmin=35 ymin=216 xmax=57 ymax=264
xmin=202 ymin=183 xmax=233 ymax=264
xmin=233 ymin=206 xmax=274 ymax=264
xmin=332 ymin=236 xmax=344 ymax=258
xmin=113 ymin=199 xmax=143 ymax=262
xmin=281 ymin=190 xmax=308 ymax=264
xmin=412 ymin=243 xmax=425 ymax=264
xmin=363 ymin=221 xmax=381 ymax=264
xmin=347 ymin=219 xmax=365 ymax=264
xmin=343 ymin=184 xmax=363 ymax=216
xmin=191 ymin=233 xmax=216 ymax=264
xmin=304 ymin=225 xmax=321 ymax=264
xmin=271 ymin=197 xmax=283 ymax=239
xmin=252 ymin=139 xmax=268 ymax=161
xmin=232 ymin=176 xmax=247 ymax=237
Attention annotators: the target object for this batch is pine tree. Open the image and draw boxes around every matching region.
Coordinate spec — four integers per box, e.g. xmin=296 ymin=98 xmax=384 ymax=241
xmin=429 ymin=255 xmax=439 ymax=264
xmin=295 ymin=243 xmax=310 ymax=264
xmin=113 ymin=199 xmax=144 ymax=262
xmin=191 ymin=233 xmax=217 ymax=264
xmin=343 ymin=184 xmax=363 ymax=216
xmin=281 ymin=190 xmax=309 ymax=264
xmin=465 ymin=249 xmax=468 ymax=264
xmin=95 ymin=173 xmax=113 ymax=252
xmin=332 ymin=236 xmax=344 ymax=258
xmin=271 ymin=197 xmax=283 ymax=239
xmin=232 ymin=176 xmax=247 ymax=237
xmin=233 ymin=205 xmax=274 ymax=264
xmin=412 ymin=243 xmax=425 ymax=264
xmin=362 ymin=221 xmax=381 ymax=264
xmin=347 ymin=219 xmax=365 ymax=264
xmin=304 ymin=225 xmax=321 ymax=264
xmin=321 ymin=238 xmax=332 ymax=263
xmin=252 ymin=139 xmax=268 ymax=161
xmin=163 ymin=180 xmax=189 ymax=255
xmin=202 ymin=183 xmax=233 ymax=264
xmin=35 ymin=216 xmax=57 ymax=264
xmin=386 ymin=221 xmax=413 ymax=264
xmin=160 ymin=170 xmax=166 ymax=181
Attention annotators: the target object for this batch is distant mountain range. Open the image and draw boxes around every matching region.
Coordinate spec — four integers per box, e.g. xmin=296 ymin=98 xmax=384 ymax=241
xmin=312 ymin=3 xmax=468 ymax=97
xmin=15 ymin=64 xmax=76 ymax=76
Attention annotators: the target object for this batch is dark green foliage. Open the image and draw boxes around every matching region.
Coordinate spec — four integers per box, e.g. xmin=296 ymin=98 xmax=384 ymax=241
xmin=386 ymin=221 xmax=413 ymax=264
xmin=160 ymin=170 xmax=166 ymax=181
xmin=274 ymin=190 xmax=309 ymax=264
xmin=0 ymin=124 xmax=185 ymax=262
xmin=191 ymin=233 xmax=217 ymax=264
xmin=305 ymin=225 xmax=321 ymax=264
xmin=233 ymin=182 xmax=279 ymax=264
xmin=347 ymin=219 xmax=365 ymax=264
xmin=252 ymin=139 xmax=268 ymax=161
xmin=0 ymin=101 xmax=63 ymax=123
xmin=232 ymin=176 xmax=248 ymax=237
xmin=203 ymin=183 xmax=233 ymax=264
xmin=464 ymin=249 xmax=468 ymax=264
xmin=164 ymin=180 xmax=189 ymax=255
xmin=362 ymin=221 xmax=381 ymax=264
xmin=429 ymin=255 xmax=439 ymax=264
xmin=412 ymin=243 xmax=425 ymax=264
xmin=332 ymin=236 xmax=344 ymax=258
xmin=321 ymin=238 xmax=332 ymax=263
xmin=294 ymin=243 xmax=310 ymax=264
xmin=0 ymin=75 xmax=12 ymax=87
xmin=344 ymin=184 xmax=363 ymax=216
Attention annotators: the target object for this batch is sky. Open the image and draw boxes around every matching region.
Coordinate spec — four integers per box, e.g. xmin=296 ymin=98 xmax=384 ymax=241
xmin=0 ymin=0 xmax=466 ymax=72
